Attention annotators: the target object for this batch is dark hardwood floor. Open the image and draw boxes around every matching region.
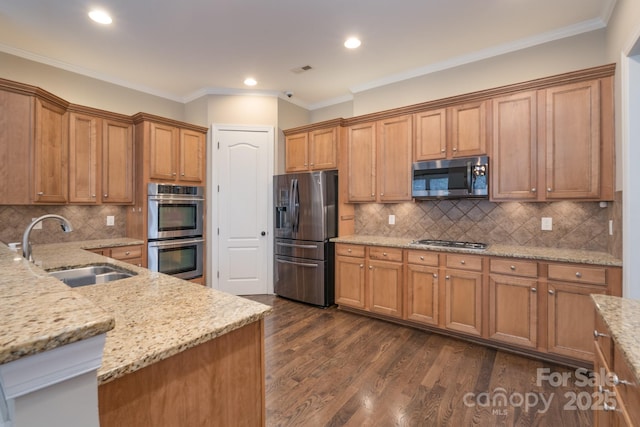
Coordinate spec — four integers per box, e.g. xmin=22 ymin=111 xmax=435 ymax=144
xmin=243 ymin=295 xmax=593 ymax=427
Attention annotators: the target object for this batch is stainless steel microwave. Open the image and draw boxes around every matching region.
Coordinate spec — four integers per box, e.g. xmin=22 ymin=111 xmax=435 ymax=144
xmin=412 ymin=156 xmax=489 ymax=199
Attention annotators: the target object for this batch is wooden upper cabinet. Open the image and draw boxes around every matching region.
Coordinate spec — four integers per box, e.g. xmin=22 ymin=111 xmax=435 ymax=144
xmin=491 ymin=91 xmax=538 ymax=201
xmin=102 ymin=119 xmax=134 ymax=203
xmin=285 ymin=127 xmax=337 ymax=172
xmin=149 ymin=122 xmax=178 ymax=181
xmin=414 ymin=108 xmax=447 ymax=160
xmin=179 ymin=128 xmax=205 ymax=183
xmin=69 ymin=112 xmax=100 ymax=203
xmin=0 ymin=91 xmax=33 ymax=205
xmin=544 ymin=80 xmax=601 ymax=200
xmin=449 ymin=100 xmax=489 ymax=158
xmin=34 ymin=98 xmax=68 ymax=203
xmin=377 ymin=115 xmax=412 ymax=202
xmin=346 ymin=121 xmax=377 ymax=202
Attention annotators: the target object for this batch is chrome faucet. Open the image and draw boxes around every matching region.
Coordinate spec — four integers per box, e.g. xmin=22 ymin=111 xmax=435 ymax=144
xmin=22 ymin=214 xmax=73 ymax=262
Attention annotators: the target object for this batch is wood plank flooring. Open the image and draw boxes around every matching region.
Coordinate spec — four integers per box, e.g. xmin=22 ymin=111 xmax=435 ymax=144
xmin=244 ymin=295 xmax=593 ymax=427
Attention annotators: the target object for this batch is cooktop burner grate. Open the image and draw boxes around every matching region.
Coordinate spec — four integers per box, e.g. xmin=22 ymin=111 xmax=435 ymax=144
xmin=412 ymin=239 xmax=488 ymax=250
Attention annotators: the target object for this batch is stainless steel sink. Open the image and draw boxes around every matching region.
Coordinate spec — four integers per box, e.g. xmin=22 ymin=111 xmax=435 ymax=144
xmin=48 ymin=264 xmax=137 ymax=287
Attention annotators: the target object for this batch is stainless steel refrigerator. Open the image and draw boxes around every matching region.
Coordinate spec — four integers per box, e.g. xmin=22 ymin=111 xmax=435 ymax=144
xmin=274 ymin=170 xmax=338 ymax=307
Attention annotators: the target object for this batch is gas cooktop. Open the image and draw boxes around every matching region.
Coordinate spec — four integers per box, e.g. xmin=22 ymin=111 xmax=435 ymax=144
xmin=411 ymin=239 xmax=488 ymax=250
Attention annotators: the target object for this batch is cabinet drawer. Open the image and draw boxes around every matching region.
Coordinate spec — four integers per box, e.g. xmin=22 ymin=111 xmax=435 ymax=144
xmin=445 ymin=254 xmax=483 ymax=271
xmin=548 ymin=264 xmax=606 ymax=285
xmin=110 ymin=245 xmax=143 ymax=260
xmin=613 ymin=345 xmax=640 ymax=426
xmin=369 ymin=246 xmax=403 ymax=262
xmin=406 ymin=250 xmax=439 ymax=266
xmin=490 ymin=259 xmax=537 ymax=277
xmin=335 ymin=244 xmax=365 ymax=258
xmin=594 ymin=311 xmax=612 ymax=368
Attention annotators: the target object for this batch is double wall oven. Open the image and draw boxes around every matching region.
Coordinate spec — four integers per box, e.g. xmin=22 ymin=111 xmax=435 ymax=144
xmin=147 ymin=183 xmax=204 ymax=280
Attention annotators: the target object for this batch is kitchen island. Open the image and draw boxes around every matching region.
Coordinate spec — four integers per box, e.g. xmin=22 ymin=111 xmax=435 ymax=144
xmin=0 ymin=239 xmax=271 ymax=427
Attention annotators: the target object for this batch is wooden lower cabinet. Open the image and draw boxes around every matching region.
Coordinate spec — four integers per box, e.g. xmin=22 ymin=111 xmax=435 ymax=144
xmin=368 ymin=259 xmax=403 ymax=318
xmin=98 ymin=320 xmax=265 ymax=427
xmin=488 ymin=274 xmax=537 ymax=348
xmin=88 ymin=244 xmax=145 ymax=267
xmin=443 ymin=268 xmax=483 ymax=336
xmin=405 ymin=263 xmax=439 ymax=326
xmin=335 ymin=251 xmax=367 ymax=309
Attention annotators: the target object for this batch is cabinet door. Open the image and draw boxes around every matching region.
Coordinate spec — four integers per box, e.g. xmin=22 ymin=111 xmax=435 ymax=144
xmin=368 ymin=259 xmax=403 ymax=318
xmin=488 ymin=274 xmax=537 ymax=348
xmin=377 ymin=115 xmax=412 ymax=202
xmin=309 ymin=127 xmax=337 ymax=170
xmin=414 ymin=108 xmax=447 ymax=161
xmin=149 ymin=122 xmax=178 ymax=181
xmin=0 ymin=91 xmax=32 ymax=204
xmin=544 ymin=80 xmax=600 ymax=199
xmin=449 ymin=100 xmax=488 ymax=158
xmin=491 ymin=91 xmax=538 ymax=201
xmin=285 ymin=133 xmax=309 ymax=172
xmin=335 ymin=255 xmax=367 ymax=309
xmin=547 ymin=281 xmax=606 ymax=361
xmin=103 ymin=119 xmax=134 ymax=203
xmin=406 ymin=263 xmax=439 ymax=326
xmin=179 ymin=129 xmax=205 ymax=183
xmin=444 ymin=269 xmax=482 ymax=336
xmin=347 ymin=122 xmax=376 ymax=202
xmin=69 ymin=113 xmax=100 ymax=203
xmin=33 ymin=98 xmax=67 ymax=203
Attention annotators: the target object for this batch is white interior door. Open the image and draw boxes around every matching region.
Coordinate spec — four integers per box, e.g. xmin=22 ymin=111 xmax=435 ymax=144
xmin=213 ymin=125 xmax=273 ymax=295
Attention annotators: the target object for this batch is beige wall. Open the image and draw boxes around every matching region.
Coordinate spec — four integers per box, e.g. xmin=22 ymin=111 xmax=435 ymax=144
xmin=0 ymin=51 xmax=185 ymax=119
xmin=310 ymin=100 xmax=354 ymax=122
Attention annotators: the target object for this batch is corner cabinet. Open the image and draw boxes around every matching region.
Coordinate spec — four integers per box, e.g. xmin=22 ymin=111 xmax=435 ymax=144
xmin=135 ymin=114 xmax=206 ymax=185
xmin=346 ymin=115 xmax=412 ymax=203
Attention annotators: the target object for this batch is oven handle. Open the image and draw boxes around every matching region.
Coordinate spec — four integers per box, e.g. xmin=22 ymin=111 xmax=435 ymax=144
xmin=148 ymin=196 xmax=205 ymax=202
xmin=148 ymin=237 xmax=204 ymax=248
xmin=276 ymin=258 xmax=318 ymax=268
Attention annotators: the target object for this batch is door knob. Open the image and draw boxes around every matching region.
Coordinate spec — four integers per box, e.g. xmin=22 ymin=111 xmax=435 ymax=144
xmin=261 ymin=231 xmax=266 ymax=236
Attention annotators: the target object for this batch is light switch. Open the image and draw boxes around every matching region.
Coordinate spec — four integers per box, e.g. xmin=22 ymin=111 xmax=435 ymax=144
xmin=389 ymin=215 xmax=395 ymax=225
xmin=541 ymin=217 xmax=552 ymax=231
xmin=106 ymin=216 xmax=115 ymax=226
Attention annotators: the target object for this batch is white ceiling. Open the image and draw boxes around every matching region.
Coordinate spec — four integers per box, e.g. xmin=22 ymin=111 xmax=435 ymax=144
xmin=0 ymin=0 xmax=616 ymax=110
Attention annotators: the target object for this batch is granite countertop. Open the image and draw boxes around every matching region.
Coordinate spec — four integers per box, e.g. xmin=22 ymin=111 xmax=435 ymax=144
xmin=592 ymin=295 xmax=640 ymax=383
xmin=331 ymin=235 xmax=623 ymax=267
xmin=0 ymin=238 xmax=272 ymax=385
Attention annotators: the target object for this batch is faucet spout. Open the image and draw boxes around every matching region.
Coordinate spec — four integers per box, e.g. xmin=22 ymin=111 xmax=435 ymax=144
xmin=22 ymin=214 xmax=73 ymax=262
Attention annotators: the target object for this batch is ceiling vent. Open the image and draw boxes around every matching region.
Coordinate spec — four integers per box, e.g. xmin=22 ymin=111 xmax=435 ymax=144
xmin=291 ymin=65 xmax=313 ymax=74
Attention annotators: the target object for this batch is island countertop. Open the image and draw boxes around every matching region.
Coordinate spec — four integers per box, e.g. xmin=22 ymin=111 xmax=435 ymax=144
xmin=331 ymin=235 xmax=622 ymax=267
xmin=0 ymin=239 xmax=272 ymax=385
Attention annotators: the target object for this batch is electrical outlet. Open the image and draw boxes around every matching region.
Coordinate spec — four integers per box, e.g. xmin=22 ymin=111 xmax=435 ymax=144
xmin=31 ymin=218 xmax=42 ymax=230
xmin=106 ymin=216 xmax=115 ymax=226
xmin=388 ymin=215 xmax=395 ymax=225
xmin=541 ymin=217 xmax=552 ymax=231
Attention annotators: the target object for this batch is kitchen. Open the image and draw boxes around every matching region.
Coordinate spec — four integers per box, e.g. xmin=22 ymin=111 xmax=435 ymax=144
xmin=1 ymin=0 xmax=640 ymax=426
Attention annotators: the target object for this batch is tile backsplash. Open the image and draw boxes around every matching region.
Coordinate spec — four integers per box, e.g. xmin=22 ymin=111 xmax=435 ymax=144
xmin=0 ymin=205 xmax=128 ymax=245
xmin=355 ymin=199 xmax=615 ymax=253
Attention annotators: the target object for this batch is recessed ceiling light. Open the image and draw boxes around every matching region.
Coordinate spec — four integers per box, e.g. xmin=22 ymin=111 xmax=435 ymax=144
xmin=344 ymin=37 xmax=361 ymax=49
xmin=244 ymin=78 xmax=257 ymax=86
xmin=89 ymin=9 xmax=112 ymax=25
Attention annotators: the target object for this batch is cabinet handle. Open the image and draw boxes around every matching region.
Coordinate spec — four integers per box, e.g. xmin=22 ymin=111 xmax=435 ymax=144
xmin=548 ymin=290 xmax=555 ymax=295
xmin=531 ymin=188 xmax=537 ymax=193
xmin=433 ymin=273 xmax=438 ymax=278
xmin=383 ymin=252 xmax=387 ymax=256
xmin=547 ymin=187 xmax=552 ymax=192
xmin=37 ymin=192 xmax=44 ymax=195
xmin=510 ymin=265 xmax=516 ymax=270
xmin=104 ymin=194 xmax=108 ymax=198
xmin=420 ymin=256 xmax=425 ymax=261
xmin=445 ymin=275 xmax=450 ymax=279
xmin=575 ymin=272 xmax=582 ymax=278
xmin=460 ymin=260 xmax=465 ymax=265
xmin=125 ymin=251 xmax=131 ymax=256
xmin=611 ymin=374 xmax=633 ymax=386
xmin=603 ymin=402 xmax=616 ymax=412
xmin=594 ymin=330 xmax=609 ymax=339
xmin=531 ymin=287 xmax=537 ymax=293
xmin=452 ymin=147 xmax=457 ymax=152
xmin=359 ymin=264 xmax=364 ymax=268
xmin=369 ymin=265 xmax=373 ymax=270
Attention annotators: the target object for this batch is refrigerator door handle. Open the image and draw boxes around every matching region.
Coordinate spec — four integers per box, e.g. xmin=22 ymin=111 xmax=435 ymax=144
xmin=276 ymin=242 xmax=319 ymax=249
xmin=276 ymin=258 xmax=319 ymax=268
xmin=288 ymin=178 xmax=296 ymax=232
xmin=292 ymin=178 xmax=300 ymax=232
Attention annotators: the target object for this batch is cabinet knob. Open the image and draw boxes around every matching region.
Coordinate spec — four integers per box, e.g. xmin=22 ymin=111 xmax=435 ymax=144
xmin=594 ymin=330 xmax=608 ymax=339
xmin=531 ymin=188 xmax=537 ymax=193
xmin=347 ymin=248 xmax=352 ymax=253
xmin=433 ymin=273 xmax=438 ymax=278
xmin=383 ymin=252 xmax=387 ymax=256
xmin=172 ymin=172 xmax=177 ymax=176
xmin=452 ymin=147 xmax=457 ymax=152
xmin=92 ymin=194 xmax=96 ymax=198
xmin=510 ymin=265 xmax=516 ymax=270
xmin=369 ymin=265 xmax=373 ymax=270
xmin=304 ymin=163 xmax=308 ymax=166
xmin=371 ymin=193 xmax=375 ymax=197
xmin=125 ymin=251 xmax=130 ymax=256
xmin=310 ymin=163 xmax=314 ymax=166
xmin=575 ymin=272 xmax=582 ymax=278
xmin=440 ymin=149 xmax=445 ymax=153
xmin=380 ymin=193 xmax=384 ymax=196
xmin=37 ymin=192 xmax=44 ymax=195
xmin=548 ymin=290 xmax=555 ymax=295
xmin=460 ymin=260 xmax=465 ymax=265
xmin=445 ymin=275 xmax=450 ymax=279
xmin=547 ymin=187 xmax=552 ymax=192
xmin=531 ymin=287 xmax=537 ymax=293
xmin=181 ymin=173 xmax=185 ymax=176
xmin=104 ymin=194 xmax=108 ymax=198
xmin=603 ymin=403 xmax=616 ymax=412
xmin=359 ymin=264 xmax=364 ymax=268
xmin=420 ymin=256 xmax=425 ymax=261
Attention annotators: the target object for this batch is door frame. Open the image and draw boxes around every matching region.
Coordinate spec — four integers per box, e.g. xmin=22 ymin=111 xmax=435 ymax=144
xmin=209 ymin=124 xmax=275 ymax=294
